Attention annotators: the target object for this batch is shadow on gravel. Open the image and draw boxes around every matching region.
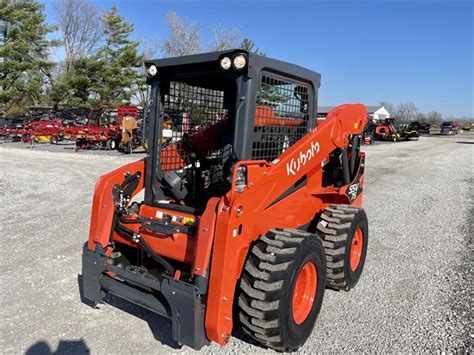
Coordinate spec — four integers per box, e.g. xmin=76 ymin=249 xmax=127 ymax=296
xmin=25 ymin=339 xmax=90 ymax=354
xmin=456 ymin=141 xmax=474 ymax=144
xmin=77 ymin=274 xmax=181 ymax=350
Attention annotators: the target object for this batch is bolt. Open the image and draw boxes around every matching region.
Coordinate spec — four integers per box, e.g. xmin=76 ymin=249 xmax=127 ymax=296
xmin=203 ymin=228 xmax=208 ymax=232
xmin=172 ymin=291 xmax=176 ymax=295
xmin=223 ymin=296 xmax=228 ymax=301
xmin=195 ymin=267 xmax=201 ymax=271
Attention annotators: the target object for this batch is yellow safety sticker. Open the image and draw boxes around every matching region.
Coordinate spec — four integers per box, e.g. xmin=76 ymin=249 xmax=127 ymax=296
xmin=183 ymin=217 xmax=195 ymax=225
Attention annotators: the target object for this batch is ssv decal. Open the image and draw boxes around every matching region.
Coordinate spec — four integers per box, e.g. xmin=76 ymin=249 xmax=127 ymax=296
xmin=286 ymin=141 xmax=320 ymax=176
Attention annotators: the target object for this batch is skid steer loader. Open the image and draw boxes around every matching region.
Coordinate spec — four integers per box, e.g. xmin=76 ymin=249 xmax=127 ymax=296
xmin=82 ymin=50 xmax=369 ymax=351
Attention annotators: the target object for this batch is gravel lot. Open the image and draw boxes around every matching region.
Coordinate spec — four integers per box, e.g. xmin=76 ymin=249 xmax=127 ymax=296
xmin=0 ymin=133 xmax=472 ymax=353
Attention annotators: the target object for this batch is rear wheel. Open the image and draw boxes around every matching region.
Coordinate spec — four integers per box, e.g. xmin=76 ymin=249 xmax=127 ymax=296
xmin=236 ymin=228 xmax=326 ymax=352
xmin=50 ymin=136 xmax=58 ymax=144
xmin=317 ymin=204 xmax=368 ymax=291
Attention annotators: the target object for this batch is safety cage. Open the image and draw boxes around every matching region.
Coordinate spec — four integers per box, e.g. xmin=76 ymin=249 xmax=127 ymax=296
xmin=143 ymin=50 xmax=320 ymax=207
xmin=251 ymin=73 xmax=312 ymax=161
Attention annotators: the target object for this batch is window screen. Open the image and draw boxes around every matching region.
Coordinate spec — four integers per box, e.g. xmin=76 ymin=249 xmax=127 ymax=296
xmin=251 ymin=74 xmax=310 ymax=161
xmin=160 ymin=81 xmax=232 ymax=180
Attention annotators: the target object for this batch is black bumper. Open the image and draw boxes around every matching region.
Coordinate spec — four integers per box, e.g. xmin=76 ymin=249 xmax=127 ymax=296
xmin=81 ymin=245 xmax=210 ymax=350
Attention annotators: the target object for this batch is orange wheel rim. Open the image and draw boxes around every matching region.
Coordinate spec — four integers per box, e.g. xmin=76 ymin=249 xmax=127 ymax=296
xmin=350 ymin=228 xmax=364 ymax=271
xmin=292 ymin=261 xmax=317 ymax=325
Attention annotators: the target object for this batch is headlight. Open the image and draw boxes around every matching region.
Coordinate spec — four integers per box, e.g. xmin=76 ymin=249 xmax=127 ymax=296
xmin=146 ymin=64 xmax=158 ymax=77
xmin=233 ymin=54 xmax=247 ymax=69
xmin=220 ymin=56 xmax=232 ymax=70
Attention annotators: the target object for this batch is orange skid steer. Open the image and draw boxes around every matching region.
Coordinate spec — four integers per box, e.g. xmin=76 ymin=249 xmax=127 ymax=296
xmin=82 ymin=50 xmax=369 ymax=351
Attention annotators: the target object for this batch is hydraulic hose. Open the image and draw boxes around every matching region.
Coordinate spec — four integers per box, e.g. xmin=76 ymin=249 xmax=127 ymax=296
xmin=115 ymin=223 xmax=175 ymax=275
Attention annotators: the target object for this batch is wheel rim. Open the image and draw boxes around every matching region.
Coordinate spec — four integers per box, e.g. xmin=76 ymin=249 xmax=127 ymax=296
xmin=350 ymin=228 xmax=364 ymax=271
xmin=292 ymin=261 xmax=317 ymax=325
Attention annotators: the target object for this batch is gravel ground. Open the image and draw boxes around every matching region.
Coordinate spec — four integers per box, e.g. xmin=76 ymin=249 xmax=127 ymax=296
xmin=0 ymin=133 xmax=472 ymax=354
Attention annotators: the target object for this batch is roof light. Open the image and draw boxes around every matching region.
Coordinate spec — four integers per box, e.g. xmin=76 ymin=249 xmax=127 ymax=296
xmin=220 ymin=56 xmax=232 ymax=70
xmin=233 ymin=54 xmax=247 ymax=69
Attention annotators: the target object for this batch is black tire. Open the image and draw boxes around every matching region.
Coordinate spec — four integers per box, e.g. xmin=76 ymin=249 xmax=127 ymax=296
xmin=49 ymin=136 xmax=58 ymax=144
xmin=106 ymin=138 xmax=116 ymax=150
xmin=317 ymin=204 xmax=368 ymax=291
xmin=236 ymin=228 xmax=326 ymax=352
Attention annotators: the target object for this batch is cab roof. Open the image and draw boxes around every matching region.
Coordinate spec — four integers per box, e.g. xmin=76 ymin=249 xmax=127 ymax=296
xmin=144 ymin=49 xmax=321 ymax=90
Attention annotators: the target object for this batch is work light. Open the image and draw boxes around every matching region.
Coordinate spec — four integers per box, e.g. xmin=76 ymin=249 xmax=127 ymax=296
xmin=220 ymin=57 xmax=232 ymax=70
xmin=147 ymin=64 xmax=158 ymax=77
xmin=233 ymin=54 xmax=247 ymax=69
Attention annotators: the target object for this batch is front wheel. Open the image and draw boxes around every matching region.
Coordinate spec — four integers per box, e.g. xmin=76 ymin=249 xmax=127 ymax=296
xmin=236 ymin=228 xmax=326 ymax=352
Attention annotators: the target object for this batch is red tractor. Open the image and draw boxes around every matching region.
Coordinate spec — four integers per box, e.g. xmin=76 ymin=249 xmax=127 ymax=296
xmin=82 ymin=50 xmax=369 ymax=351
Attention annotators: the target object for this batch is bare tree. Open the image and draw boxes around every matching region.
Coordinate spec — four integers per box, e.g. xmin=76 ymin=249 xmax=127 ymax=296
xmin=162 ymin=11 xmax=202 ymax=57
xmin=395 ymin=102 xmax=418 ymax=122
xmin=426 ymin=111 xmax=443 ymax=126
xmin=414 ymin=112 xmax=427 ymax=122
xmin=132 ymin=34 xmax=159 ymax=108
xmin=54 ymin=0 xmax=102 ymax=71
xmin=210 ymin=25 xmax=241 ymax=51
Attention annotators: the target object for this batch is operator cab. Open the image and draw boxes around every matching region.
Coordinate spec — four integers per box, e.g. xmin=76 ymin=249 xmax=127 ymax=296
xmin=144 ymin=50 xmax=321 ymax=210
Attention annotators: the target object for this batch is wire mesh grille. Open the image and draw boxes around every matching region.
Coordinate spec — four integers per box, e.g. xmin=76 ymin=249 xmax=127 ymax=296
xmin=160 ymin=81 xmax=231 ymax=179
xmin=251 ymin=75 xmax=310 ymax=161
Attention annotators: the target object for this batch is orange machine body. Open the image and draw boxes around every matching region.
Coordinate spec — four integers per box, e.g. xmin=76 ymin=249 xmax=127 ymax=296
xmin=86 ymin=103 xmax=367 ymax=344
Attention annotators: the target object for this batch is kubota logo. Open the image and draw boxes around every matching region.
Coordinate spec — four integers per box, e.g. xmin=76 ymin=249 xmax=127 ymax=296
xmin=286 ymin=141 xmax=320 ymax=176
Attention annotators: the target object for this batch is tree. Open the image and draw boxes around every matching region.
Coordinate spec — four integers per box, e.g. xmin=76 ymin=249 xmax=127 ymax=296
xmin=211 ymin=25 xmax=240 ymax=51
xmin=240 ymin=38 xmax=266 ymax=56
xmin=131 ymin=34 xmax=159 ymax=108
xmin=48 ymin=58 xmax=102 ymax=108
xmin=162 ymin=11 xmax=202 ymax=57
xmin=414 ymin=112 xmax=427 ymax=122
xmin=54 ymin=0 xmax=102 ymax=71
xmin=426 ymin=111 xmax=443 ymax=126
xmin=0 ymin=0 xmax=58 ymax=117
xmin=395 ymin=102 xmax=418 ymax=122
xmin=93 ymin=6 xmax=142 ymax=104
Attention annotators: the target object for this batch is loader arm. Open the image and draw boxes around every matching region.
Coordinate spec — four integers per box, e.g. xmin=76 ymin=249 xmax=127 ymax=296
xmin=205 ymin=104 xmax=367 ymax=344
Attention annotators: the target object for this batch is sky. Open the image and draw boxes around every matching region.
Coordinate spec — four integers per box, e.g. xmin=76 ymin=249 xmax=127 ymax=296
xmin=41 ymin=0 xmax=473 ymax=117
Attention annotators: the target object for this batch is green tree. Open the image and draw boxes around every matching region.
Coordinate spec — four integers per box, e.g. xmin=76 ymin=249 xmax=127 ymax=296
xmin=93 ymin=6 xmax=142 ymax=104
xmin=240 ymin=38 xmax=266 ymax=56
xmin=0 ymin=0 xmax=58 ymax=117
xmin=48 ymin=58 xmax=102 ymax=109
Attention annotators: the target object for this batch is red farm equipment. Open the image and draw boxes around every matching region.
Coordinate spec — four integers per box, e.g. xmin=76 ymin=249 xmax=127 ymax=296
xmin=65 ymin=106 xmax=120 ymax=150
xmin=25 ymin=120 xmax=64 ymax=144
xmin=66 ymin=105 xmax=141 ymax=151
xmin=81 ymin=50 xmax=369 ymax=351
